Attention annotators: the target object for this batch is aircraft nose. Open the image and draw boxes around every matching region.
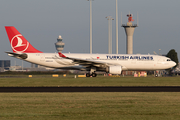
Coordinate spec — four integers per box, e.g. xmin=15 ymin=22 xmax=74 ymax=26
xmin=172 ymin=61 xmax=176 ymax=67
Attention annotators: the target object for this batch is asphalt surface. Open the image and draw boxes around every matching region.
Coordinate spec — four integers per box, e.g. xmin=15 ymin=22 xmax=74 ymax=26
xmin=0 ymin=86 xmax=180 ymax=92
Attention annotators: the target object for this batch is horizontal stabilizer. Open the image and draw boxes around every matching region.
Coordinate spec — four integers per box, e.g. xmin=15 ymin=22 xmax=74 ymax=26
xmin=5 ymin=51 xmax=27 ymax=59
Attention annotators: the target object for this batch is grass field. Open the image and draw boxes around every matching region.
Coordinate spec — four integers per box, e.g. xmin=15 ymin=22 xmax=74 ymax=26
xmin=0 ymin=76 xmax=180 ymax=119
xmin=0 ymin=92 xmax=180 ymax=120
xmin=0 ymin=75 xmax=179 ymax=86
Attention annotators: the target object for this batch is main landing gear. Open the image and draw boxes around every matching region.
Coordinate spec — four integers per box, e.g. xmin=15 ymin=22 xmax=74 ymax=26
xmin=86 ymin=72 xmax=97 ymax=77
xmin=86 ymin=67 xmax=97 ymax=77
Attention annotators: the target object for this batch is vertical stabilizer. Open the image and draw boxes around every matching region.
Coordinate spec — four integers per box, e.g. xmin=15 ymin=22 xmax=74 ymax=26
xmin=5 ymin=26 xmax=42 ymax=53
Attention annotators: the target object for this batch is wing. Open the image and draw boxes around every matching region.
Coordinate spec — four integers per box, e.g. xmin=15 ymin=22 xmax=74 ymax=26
xmin=58 ymin=52 xmax=114 ymax=68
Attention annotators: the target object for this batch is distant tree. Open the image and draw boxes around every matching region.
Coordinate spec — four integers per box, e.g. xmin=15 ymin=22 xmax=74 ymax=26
xmin=166 ymin=49 xmax=179 ymax=69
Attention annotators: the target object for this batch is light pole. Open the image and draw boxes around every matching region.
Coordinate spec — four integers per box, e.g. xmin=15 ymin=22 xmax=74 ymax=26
xmin=87 ymin=0 xmax=93 ymax=54
xmin=116 ymin=0 xmax=118 ymax=54
xmin=106 ymin=16 xmax=114 ymax=54
xmin=159 ymin=49 xmax=161 ymax=55
xmin=22 ymin=60 xmax=23 ymax=71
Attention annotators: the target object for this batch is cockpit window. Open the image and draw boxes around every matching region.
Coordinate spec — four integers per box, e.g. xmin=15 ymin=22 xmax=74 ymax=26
xmin=167 ymin=59 xmax=171 ymax=61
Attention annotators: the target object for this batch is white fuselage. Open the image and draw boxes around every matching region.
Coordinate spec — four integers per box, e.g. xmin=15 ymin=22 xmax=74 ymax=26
xmin=5 ymin=26 xmax=176 ymax=74
xmin=19 ymin=53 xmax=176 ymax=71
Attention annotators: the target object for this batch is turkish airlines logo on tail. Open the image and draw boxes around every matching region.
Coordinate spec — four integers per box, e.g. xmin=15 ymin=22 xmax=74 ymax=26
xmin=11 ymin=34 xmax=29 ymax=52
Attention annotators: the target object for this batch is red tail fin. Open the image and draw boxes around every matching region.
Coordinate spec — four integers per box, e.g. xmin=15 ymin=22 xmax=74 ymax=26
xmin=5 ymin=26 xmax=42 ymax=53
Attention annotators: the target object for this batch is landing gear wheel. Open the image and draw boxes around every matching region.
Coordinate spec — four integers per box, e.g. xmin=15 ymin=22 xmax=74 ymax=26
xmin=92 ymin=73 xmax=97 ymax=77
xmin=86 ymin=73 xmax=91 ymax=77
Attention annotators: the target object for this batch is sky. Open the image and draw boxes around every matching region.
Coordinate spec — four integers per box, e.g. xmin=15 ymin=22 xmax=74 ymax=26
xmin=0 ymin=0 xmax=180 ymax=67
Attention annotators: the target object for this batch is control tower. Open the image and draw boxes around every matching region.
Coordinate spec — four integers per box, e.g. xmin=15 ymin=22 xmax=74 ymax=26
xmin=55 ymin=35 xmax=65 ymax=53
xmin=122 ymin=14 xmax=137 ymax=54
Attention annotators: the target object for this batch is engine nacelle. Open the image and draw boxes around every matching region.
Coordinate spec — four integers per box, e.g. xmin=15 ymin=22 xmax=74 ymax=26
xmin=106 ymin=66 xmax=122 ymax=74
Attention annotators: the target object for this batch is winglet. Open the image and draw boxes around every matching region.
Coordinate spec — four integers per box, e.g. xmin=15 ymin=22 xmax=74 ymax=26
xmin=58 ymin=52 xmax=66 ymax=58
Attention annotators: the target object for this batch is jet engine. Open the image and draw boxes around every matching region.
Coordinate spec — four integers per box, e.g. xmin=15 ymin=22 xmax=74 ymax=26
xmin=106 ymin=66 xmax=122 ymax=74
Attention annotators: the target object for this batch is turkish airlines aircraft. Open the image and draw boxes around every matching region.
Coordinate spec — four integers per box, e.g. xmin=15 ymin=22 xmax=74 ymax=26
xmin=5 ymin=26 xmax=176 ymax=77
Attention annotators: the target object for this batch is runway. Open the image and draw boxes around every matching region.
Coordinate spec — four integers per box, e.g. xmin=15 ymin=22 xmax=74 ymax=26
xmin=0 ymin=86 xmax=180 ymax=92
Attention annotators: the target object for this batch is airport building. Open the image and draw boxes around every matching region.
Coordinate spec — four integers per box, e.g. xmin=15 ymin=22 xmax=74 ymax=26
xmin=0 ymin=60 xmax=10 ymax=68
xmin=31 ymin=63 xmax=38 ymax=68
xmin=122 ymin=14 xmax=137 ymax=54
xmin=0 ymin=60 xmax=10 ymax=72
xmin=55 ymin=35 xmax=65 ymax=53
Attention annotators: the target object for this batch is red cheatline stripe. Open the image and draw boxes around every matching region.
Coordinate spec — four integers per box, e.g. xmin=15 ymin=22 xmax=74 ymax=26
xmin=58 ymin=52 xmax=66 ymax=57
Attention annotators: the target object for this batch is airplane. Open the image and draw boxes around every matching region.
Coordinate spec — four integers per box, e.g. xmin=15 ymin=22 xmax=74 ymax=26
xmin=5 ymin=26 xmax=176 ymax=77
